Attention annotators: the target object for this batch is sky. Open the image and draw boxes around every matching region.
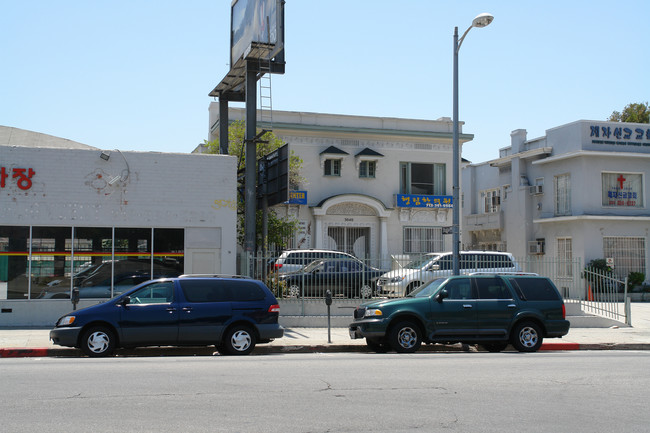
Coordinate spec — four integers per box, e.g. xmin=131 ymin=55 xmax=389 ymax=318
xmin=2 ymin=1 xmax=649 ymax=164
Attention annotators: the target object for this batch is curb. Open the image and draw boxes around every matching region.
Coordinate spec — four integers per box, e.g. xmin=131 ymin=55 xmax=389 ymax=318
xmin=3 ymin=342 xmax=650 ymax=358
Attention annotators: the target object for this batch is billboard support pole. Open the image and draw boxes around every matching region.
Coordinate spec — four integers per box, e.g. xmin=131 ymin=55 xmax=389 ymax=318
xmin=219 ymin=98 xmax=229 ymax=155
xmin=244 ymin=61 xmax=258 ymax=264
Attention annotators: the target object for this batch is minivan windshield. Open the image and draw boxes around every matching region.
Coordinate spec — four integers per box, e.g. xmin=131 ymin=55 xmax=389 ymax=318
xmin=404 ymin=254 xmax=441 ymax=269
xmin=409 ymin=278 xmax=446 ymax=297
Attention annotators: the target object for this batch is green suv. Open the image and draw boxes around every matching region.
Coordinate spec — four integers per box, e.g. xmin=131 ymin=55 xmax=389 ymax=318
xmin=349 ymin=275 xmax=570 ymax=353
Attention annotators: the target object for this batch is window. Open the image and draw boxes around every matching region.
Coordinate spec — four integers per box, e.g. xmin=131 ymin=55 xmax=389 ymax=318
xmin=511 ymin=278 xmax=561 ymax=301
xmin=129 ymin=282 xmax=174 ymax=304
xmin=554 ymin=174 xmax=571 ymax=216
xmin=444 ymin=278 xmax=475 ymax=300
xmin=359 ymin=161 xmax=376 ymax=178
xmin=400 ymin=162 xmax=446 ymax=195
xmin=324 ymin=159 xmax=341 ymax=176
xmin=476 ymin=278 xmax=511 ymax=300
xmin=603 ymin=237 xmax=646 ymax=279
xmin=557 ymin=238 xmax=573 ymax=277
xmin=482 ymin=189 xmax=501 ymax=213
xmin=403 ymin=227 xmax=443 ymax=254
xmin=601 ymin=173 xmax=644 ymax=208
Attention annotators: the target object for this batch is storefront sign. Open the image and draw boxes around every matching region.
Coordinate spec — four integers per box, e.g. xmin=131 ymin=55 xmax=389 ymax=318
xmin=396 ymin=194 xmax=452 ymax=208
xmin=590 ymin=124 xmax=650 ymax=147
xmin=0 ymin=167 xmax=35 ymax=190
xmin=287 ymin=190 xmax=307 ymax=205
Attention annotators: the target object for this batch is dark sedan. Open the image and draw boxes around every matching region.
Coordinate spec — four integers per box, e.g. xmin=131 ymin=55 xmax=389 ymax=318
xmin=277 ymin=259 xmax=383 ymax=298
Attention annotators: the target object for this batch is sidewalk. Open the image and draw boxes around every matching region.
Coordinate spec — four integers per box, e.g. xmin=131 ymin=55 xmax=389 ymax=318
xmin=2 ymin=303 xmax=650 ymax=358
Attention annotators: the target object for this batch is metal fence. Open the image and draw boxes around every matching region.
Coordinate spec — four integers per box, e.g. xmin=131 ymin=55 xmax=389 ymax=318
xmin=238 ymin=252 xmax=630 ymax=324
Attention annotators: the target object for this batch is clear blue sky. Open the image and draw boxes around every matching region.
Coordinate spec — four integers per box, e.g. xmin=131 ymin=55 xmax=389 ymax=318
xmin=3 ymin=1 xmax=649 ymax=163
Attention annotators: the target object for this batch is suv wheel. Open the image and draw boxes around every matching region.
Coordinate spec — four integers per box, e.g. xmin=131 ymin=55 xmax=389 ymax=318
xmin=511 ymin=321 xmax=543 ymax=352
xmin=81 ymin=326 xmax=115 ymax=357
xmin=223 ymin=325 xmax=257 ymax=355
xmin=389 ymin=321 xmax=422 ymax=353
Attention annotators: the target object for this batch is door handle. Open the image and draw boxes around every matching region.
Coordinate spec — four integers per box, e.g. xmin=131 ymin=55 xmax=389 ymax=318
xmin=181 ymin=307 xmax=192 ymax=313
xmin=507 ymin=304 xmax=517 ymax=308
xmin=463 ymin=304 xmax=473 ymax=309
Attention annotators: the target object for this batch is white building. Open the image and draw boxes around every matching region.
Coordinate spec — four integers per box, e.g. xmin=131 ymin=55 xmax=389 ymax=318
xmin=208 ymin=106 xmax=474 ymax=266
xmin=0 ymin=126 xmax=237 ymax=326
xmin=462 ymin=120 xmax=650 ymax=286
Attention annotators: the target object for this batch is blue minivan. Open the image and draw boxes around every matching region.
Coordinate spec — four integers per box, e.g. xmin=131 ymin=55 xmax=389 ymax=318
xmin=50 ymin=276 xmax=284 ymax=356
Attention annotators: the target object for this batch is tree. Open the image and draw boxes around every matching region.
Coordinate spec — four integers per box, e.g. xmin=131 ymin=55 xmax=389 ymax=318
xmin=608 ymin=102 xmax=650 ymax=123
xmin=204 ymin=120 xmax=303 ymax=251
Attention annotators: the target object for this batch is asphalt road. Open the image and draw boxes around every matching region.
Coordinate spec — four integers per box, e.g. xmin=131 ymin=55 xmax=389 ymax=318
xmin=2 ymin=352 xmax=649 ymax=433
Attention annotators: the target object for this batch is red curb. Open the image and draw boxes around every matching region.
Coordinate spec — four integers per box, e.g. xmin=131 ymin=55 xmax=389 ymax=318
xmin=0 ymin=348 xmax=51 ymax=358
xmin=539 ymin=342 xmax=580 ymax=351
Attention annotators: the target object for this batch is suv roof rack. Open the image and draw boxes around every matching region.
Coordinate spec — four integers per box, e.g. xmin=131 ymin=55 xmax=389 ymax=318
xmin=178 ymin=274 xmax=253 ymax=279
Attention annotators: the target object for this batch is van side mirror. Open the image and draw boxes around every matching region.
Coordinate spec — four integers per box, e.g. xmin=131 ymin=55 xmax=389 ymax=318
xmin=436 ymin=289 xmax=449 ymax=303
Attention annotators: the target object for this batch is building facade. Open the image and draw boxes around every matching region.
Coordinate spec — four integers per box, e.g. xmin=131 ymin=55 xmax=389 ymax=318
xmin=0 ymin=126 xmax=237 ymax=326
xmin=207 ymin=106 xmax=474 ymax=267
xmin=462 ymin=120 xmax=650 ymax=286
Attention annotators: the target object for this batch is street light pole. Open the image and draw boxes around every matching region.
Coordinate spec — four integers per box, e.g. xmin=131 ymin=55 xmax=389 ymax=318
xmin=452 ymin=13 xmax=494 ymax=276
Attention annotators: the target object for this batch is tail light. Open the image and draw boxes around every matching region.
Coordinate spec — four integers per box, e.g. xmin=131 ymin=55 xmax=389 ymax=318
xmin=268 ymin=304 xmax=280 ymax=313
xmin=274 ymin=264 xmax=283 ymax=270
xmin=562 ymin=303 xmax=566 ymax=319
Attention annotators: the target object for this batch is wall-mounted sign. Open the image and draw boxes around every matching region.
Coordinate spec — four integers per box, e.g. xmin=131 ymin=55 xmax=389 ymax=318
xmin=396 ymin=194 xmax=452 ymax=208
xmin=0 ymin=167 xmax=35 ymax=190
xmin=590 ymin=125 xmax=650 ymax=147
xmin=287 ymin=190 xmax=307 ymax=205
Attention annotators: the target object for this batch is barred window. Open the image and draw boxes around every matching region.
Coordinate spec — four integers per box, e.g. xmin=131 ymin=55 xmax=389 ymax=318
xmin=557 ymin=237 xmax=573 ymax=277
xmin=403 ymin=227 xmax=443 ymax=254
xmin=554 ymin=174 xmax=571 ymax=216
xmin=603 ymin=237 xmax=646 ymax=279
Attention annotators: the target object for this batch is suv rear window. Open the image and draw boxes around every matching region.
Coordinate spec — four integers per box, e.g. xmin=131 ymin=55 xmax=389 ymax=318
xmin=510 ymin=277 xmax=560 ymax=301
xmin=180 ymin=280 xmax=266 ymax=302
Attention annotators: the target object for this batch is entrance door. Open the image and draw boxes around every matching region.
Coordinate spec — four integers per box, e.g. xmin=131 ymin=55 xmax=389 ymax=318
xmin=327 ymin=227 xmax=370 ymax=258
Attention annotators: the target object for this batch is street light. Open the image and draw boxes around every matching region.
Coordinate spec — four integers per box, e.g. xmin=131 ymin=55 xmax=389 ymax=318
xmin=452 ymin=13 xmax=494 ymax=275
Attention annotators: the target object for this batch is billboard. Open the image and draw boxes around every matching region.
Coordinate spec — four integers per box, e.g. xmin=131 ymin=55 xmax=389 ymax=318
xmin=231 ymin=0 xmax=280 ymax=66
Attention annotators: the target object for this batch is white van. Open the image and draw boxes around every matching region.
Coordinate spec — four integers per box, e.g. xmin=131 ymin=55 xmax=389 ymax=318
xmin=376 ymin=251 xmax=521 ymax=297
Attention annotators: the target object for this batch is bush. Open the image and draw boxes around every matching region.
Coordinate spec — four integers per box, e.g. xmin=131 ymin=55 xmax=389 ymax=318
xmin=628 ymin=272 xmax=645 ymax=287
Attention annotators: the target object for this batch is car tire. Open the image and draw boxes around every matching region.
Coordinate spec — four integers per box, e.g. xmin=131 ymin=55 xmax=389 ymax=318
xmin=511 ymin=321 xmax=543 ymax=352
xmin=481 ymin=342 xmax=508 ymax=353
xmin=366 ymin=338 xmax=388 ymax=353
xmin=288 ymin=284 xmax=301 ymax=298
xmin=389 ymin=321 xmax=422 ymax=353
xmin=223 ymin=325 xmax=257 ymax=355
xmin=80 ymin=326 xmax=116 ymax=357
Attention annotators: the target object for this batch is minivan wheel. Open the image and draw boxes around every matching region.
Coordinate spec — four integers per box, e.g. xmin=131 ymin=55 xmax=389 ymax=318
xmin=511 ymin=321 xmax=543 ymax=352
xmin=359 ymin=284 xmax=373 ymax=299
xmin=288 ymin=284 xmax=301 ymax=298
xmin=389 ymin=321 xmax=422 ymax=353
xmin=81 ymin=326 xmax=115 ymax=357
xmin=223 ymin=325 xmax=257 ymax=355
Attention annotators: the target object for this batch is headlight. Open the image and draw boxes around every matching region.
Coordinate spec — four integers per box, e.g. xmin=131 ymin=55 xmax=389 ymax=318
xmin=364 ymin=309 xmax=383 ymax=318
xmin=390 ymin=276 xmax=405 ymax=283
xmin=57 ymin=316 xmax=76 ymax=326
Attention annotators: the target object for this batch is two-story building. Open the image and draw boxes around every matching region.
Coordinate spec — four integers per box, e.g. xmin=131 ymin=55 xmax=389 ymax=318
xmin=462 ymin=120 xmax=649 ymax=286
xmin=207 ymin=106 xmax=474 ymax=266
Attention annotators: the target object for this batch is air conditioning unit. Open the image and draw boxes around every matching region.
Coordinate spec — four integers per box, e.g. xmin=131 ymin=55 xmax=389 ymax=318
xmin=528 ymin=240 xmax=545 ymax=255
xmin=529 ymin=185 xmax=543 ymax=195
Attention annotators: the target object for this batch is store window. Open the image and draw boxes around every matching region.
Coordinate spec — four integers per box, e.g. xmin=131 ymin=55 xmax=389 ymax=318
xmin=30 ymin=227 xmax=72 ymax=299
xmin=0 ymin=226 xmax=29 ymax=300
xmin=403 ymin=227 xmax=443 ymax=254
xmin=400 ymin=162 xmax=446 ymax=195
xmin=554 ymin=174 xmax=571 ymax=216
xmin=602 ymin=173 xmax=644 ymax=208
xmin=154 ymin=228 xmax=185 ymax=277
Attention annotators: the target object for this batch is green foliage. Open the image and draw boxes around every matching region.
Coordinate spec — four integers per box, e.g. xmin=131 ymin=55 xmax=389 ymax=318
xmin=628 ymin=272 xmax=645 ymax=287
xmin=585 ymin=258 xmax=613 ymax=273
xmin=608 ymin=102 xmax=650 ymax=123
